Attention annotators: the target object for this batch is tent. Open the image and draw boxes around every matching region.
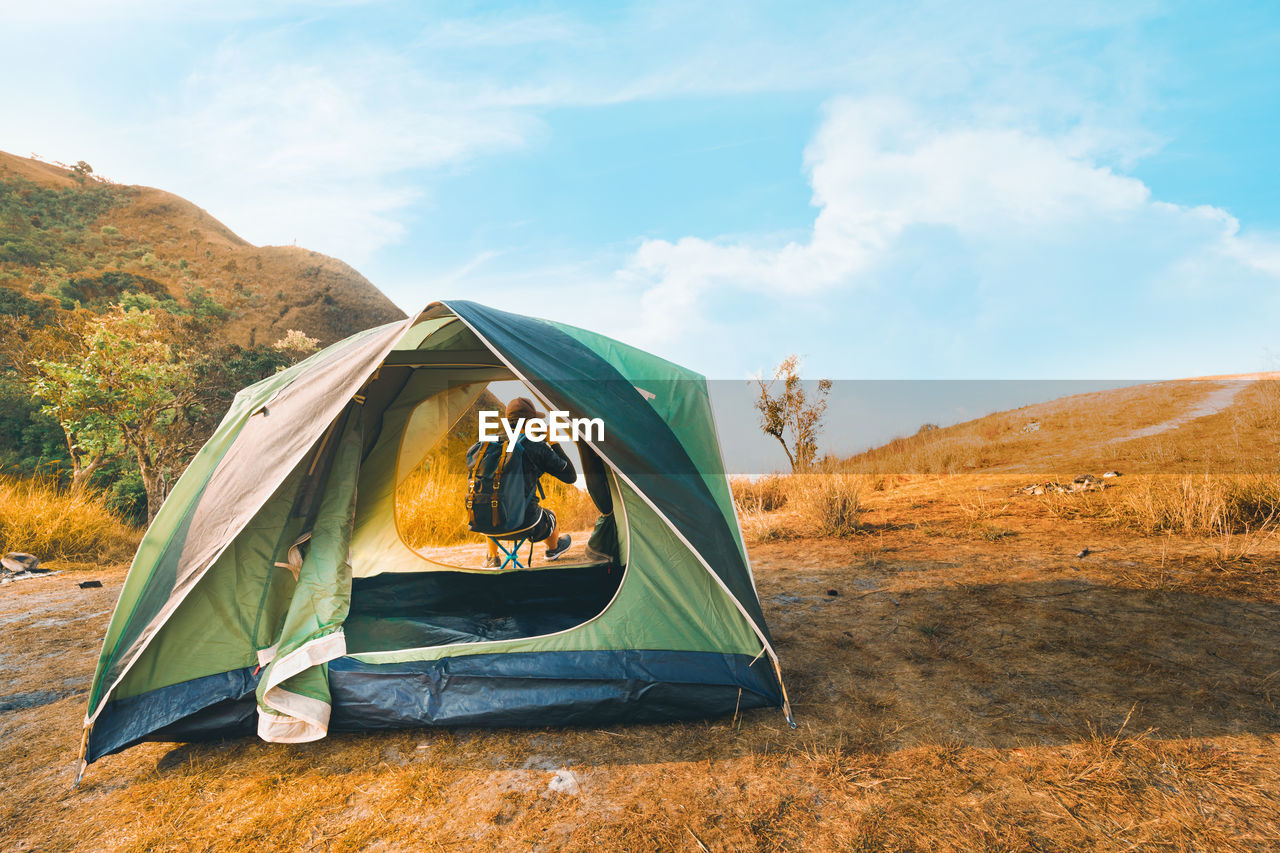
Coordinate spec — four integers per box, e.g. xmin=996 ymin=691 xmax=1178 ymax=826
xmin=80 ymin=301 xmax=791 ymax=772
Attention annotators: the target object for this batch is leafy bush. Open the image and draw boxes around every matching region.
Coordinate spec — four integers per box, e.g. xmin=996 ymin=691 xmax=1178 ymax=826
xmin=0 ymin=177 xmax=128 ymax=270
xmin=186 ymin=285 xmax=230 ymax=320
xmin=0 ymin=374 xmax=69 ymax=478
xmin=54 ymin=270 xmax=167 ymax=309
xmin=0 ymin=286 xmax=54 ymax=324
xmin=103 ymin=463 xmax=148 ymax=525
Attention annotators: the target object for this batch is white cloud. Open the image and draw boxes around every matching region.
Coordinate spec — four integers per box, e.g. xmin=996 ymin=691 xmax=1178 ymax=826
xmin=2 ymin=21 xmax=550 ymax=264
xmin=612 ymin=97 xmax=1280 ymax=377
xmin=1 ymin=1 xmax=1167 ymax=270
xmin=4 ymin=1 xmax=1272 ymax=379
xmin=148 ymin=48 xmax=540 ymax=259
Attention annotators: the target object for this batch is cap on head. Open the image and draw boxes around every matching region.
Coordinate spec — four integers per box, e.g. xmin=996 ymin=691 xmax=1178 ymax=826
xmin=505 ymin=396 xmax=544 ymax=422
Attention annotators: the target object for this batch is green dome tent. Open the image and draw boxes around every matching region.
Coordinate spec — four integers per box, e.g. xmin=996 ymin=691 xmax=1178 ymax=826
xmin=80 ymin=301 xmax=790 ymax=774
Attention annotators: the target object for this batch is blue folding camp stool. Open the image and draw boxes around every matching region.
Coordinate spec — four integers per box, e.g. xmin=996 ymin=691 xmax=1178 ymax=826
xmin=487 ymin=533 xmax=535 ymax=569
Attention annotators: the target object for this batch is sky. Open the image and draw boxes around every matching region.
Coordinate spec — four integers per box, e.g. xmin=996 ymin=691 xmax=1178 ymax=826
xmin=3 ymin=0 xmax=1279 ymax=391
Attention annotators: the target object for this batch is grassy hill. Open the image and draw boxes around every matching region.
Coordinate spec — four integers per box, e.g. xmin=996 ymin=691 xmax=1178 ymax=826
xmin=732 ymin=374 xmax=1280 ymax=549
xmin=837 ymin=374 xmax=1280 ymax=477
xmin=0 ymin=150 xmax=405 ymax=347
xmin=0 ymin=150 xmax=409 ymax=518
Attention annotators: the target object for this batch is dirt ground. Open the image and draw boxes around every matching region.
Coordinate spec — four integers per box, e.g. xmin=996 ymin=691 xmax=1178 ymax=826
xmin=3 ymin=485 xmax=1280 ymax=852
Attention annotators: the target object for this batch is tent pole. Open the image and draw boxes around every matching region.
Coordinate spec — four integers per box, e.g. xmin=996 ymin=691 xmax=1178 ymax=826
xmin=73 ymin=724 xmax=91 ymax=787
xmin=774 ymin=659 xmax=796 ymax=728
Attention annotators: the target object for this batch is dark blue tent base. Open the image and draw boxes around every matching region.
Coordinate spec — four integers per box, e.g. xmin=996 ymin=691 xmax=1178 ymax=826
xmin=87 ymin=649 xmax=781 ymax=762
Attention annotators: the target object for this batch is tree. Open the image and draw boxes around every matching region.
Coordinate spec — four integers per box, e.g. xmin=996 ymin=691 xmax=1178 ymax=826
xmin=15 ymin=290 xmax=330 ymax=523
xmin=272 ymin=328 xmax=320 ymax=359
xmin=754 ymin=355 xmax=833 ymax=472
xmin=28 ymin=306 xmax=199 ymax=521
xmin=1 ymin=309 xmax=109 ymax=489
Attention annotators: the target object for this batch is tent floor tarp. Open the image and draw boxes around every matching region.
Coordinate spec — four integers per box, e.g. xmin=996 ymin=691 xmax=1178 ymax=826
xmin=87 ymin=650 xmax=779 ymax=762
xmin=345 ymin=564 xmax=623 ymax=652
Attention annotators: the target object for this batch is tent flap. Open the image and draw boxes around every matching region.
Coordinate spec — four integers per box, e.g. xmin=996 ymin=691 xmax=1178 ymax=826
xmin=256 ymin=405 xmax=363 ymax=742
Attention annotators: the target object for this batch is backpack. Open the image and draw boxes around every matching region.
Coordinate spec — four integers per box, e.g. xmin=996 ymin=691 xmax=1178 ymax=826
xmin=464 ymin=436 xmax=541 ymax=535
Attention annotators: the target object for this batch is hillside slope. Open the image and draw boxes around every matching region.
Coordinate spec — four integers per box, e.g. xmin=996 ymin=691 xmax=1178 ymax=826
xmin=840 ymin=374 xmax=1280 ymax=475
xmin=0 ymin=151 xmax=405 ymax=346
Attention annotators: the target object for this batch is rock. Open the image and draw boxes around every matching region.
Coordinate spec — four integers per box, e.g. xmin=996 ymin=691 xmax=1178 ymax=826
xmin=826 ymin=589 xmax=839 ymax=597
xmin=1067 ymin=475 xmax=1104 ymax=493
xmin=1019 ymin=482 xmax=1072 ymax=496
xmin=1076 ymin=548 xmax=1091 ymax=559
xmin=547 ymin=768 xmax=580 ymax=796
xmin=2 ymin=553 xmax=39 ymax=573
xmin=1103 ymin=470 xmax=1122 ymax=478
xmin=78 ymin=580 xmax=103 ymax=589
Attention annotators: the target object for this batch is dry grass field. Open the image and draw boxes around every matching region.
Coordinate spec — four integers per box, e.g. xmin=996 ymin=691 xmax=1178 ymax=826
xmin=3 ymin=376 xmax=1280 ymax=851
xmin=0 ymin=476 xmax=139 ymax=566
xmin=398 ymin=462 xmax=599 ymax=553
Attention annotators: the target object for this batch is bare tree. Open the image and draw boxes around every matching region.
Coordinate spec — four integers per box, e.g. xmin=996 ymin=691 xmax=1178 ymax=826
xmin=754 ymin=355 xmax=832 ymax=472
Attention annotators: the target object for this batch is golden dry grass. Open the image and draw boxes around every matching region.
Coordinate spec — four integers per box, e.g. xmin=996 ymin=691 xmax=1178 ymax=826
xmin=398 ymin=460 xmax=600 ymax=549
xmin=5 ymin=513 xmax=1280 ymax=851
xmin=731 ymin=474 xmax=790 ymax=513
xmin=0 ymin=475 xmax=138 ymax=564
xmin=737 ymin=473 xmax=867 ymax=541
xmin=840 ymin=377 xmax=1280 ymax=477
xmin=1039 ymin=474 xmax=1280 ymax=536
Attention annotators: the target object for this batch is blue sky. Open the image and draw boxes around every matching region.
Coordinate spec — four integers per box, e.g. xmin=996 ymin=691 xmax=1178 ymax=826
xmin=4 ymin=0 xmax=1279 ymax=383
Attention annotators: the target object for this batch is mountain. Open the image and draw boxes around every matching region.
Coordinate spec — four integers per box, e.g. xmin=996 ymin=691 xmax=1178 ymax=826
xmin=0 ymin=150 xmax=405 ymax=346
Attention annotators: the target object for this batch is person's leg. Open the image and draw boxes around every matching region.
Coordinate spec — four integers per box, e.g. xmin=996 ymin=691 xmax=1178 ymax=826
xmin=539 ymin=508 xmax=571 ymax=559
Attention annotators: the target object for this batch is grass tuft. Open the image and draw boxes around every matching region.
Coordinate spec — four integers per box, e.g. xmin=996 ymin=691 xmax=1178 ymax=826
xmin=730 ymin=474 xmax=790 ymax=513
xmin=795 ymin=472 xmax=865 ymax=537
xmin=0 ymin=475 xmax=138 ymax=563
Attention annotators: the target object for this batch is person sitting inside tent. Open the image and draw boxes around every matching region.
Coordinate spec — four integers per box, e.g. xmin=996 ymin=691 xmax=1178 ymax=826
xmin=468 ymin=396 xmax=576 ymax=568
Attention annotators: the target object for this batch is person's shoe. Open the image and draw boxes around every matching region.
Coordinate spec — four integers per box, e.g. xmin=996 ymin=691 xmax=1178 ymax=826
xmin=545 ymin=534 xmax=571 ymax=560
xmin=483 ymin=555 xmax=500 ymax=569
